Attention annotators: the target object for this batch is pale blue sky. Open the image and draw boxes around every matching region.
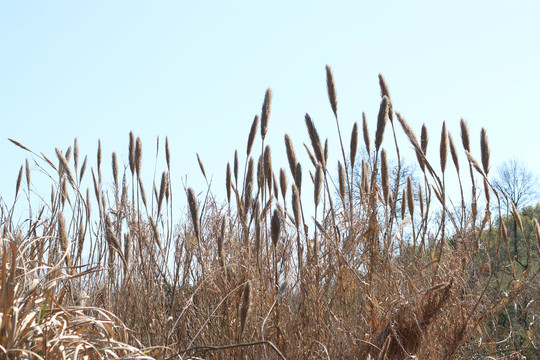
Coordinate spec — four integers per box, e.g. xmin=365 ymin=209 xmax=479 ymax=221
xmin=1 ymin=1 xmax=539 ymax=216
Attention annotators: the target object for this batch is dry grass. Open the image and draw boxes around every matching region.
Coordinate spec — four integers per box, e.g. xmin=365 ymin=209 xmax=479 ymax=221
xmin=1 ymin=66 xmax=539 ymax=359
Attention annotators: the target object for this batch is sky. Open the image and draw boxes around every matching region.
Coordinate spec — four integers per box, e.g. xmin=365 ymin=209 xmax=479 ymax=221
xmin=1 ymin=1 xmax=540 ymax=220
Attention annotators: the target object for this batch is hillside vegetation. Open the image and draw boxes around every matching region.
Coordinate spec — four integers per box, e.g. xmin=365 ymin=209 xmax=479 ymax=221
xmin=1 ymin=66 xmax=539 ymax=359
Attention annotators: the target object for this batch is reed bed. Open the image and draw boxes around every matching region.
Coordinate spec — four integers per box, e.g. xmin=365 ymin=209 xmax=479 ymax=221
xmin=1 ymin=67 xmax=539 ymax=359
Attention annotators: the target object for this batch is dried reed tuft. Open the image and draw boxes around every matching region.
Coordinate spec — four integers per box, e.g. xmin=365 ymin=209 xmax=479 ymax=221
xmin=234 ymin=150 xmax=239 ymax=184
xmin=129 ymin=131 xmax=135 ymax=175
xmin=314 ymin=163 xmax=322 ymax=208
xmin=112 ymin=152 xmax=118 ymax=186
xmin=417 ymin=124 xmax=428 ymax=172
xmin=247 ymin=115 xmax=259 ymax=156
xmin=295 ymin=162 xmax=302 ymax=194
xmin=226 ymin=163 xmax=232 ymax=203
xmin=80 ymin=155 xmax=87 ymax=182
xmin=378 ymin=73 xmax=393 ymax=122
xmin=401 ymin=188 xmax=407 ymax=220
xmin=74 ymin=137 xmax=79 ymax=169
xmin=261 ymin=89 xmax=272 ymax=140
xmin=158 ymin=171 xmax=168 ymax=216
xmin=440 ymin=121 xmax=447 ymax=173
xmin=25 ymin=158 xmax=31 ymax=190
xmin=58 ymin=210 xmax=68 ymax=254
xmin=350 ymin=121 xmax=358 ymax=168
xmin=448 ymin=133 xmax=459 ymax=173
xmin=285 ymin=134 xmax=298 ymax=177
xmin=292 ymin=184 xmax=301 ymax=229
xmin=55 ymin=147 xmax=75 ymax=186
xmin=245 ymin=157 xmax=255 ymax=210
xmin=338 ymin=161 xmax=346 ymax=202
xmin=165 ymin=136 xmax=171 ymax=170
xmin=139 ymin=177 xmax=148 ymax=208
xmin=271 ymin=209 xmax=281 ymax=247
xmin=264 ymin=145 xmax=273 ymax=192
xmin=326 ymin=65 xmax=338 ymax=118
xmin=15 ymin=165 xmax=23 ymax=198
xmin=511 ymin=201 xmax=524 ymax=233
xmin=460 ymin=118 xmax=470 ymax=152
xmin=187 ymin=187 xmax=200 ymax=241
xmin=196 ymin=153 xmax=207 ymax=179
xmin=8 ymin=138 xmax=30 ymax=152
xmin=97 ymin=139 xmax=102 ymax=173
xmin=362 ymin=112 xmax=371 ymax=156
xmin=239 ymin=281 xmax=252 ymax=340
xmin=305 ymin=114 xmax=325 ymax=167
xmin=375 ymin=96 xmax=390 ymax=152
xmin=304 ymin=143 xmax=318 ymax=167
xmin=135 ymin=137 xmax=143 ymax=178
xmin=280 ymin=168 xmax=288 ymax=202
xmin=480 ymin=127 xmax=490 ymax=175
xmin=407 ymin=176 xmax=414 ymax=217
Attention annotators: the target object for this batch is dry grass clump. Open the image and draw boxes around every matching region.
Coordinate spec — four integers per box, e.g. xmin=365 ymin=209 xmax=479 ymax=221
xmin=2 ymin=66 xmax=539 ymax=359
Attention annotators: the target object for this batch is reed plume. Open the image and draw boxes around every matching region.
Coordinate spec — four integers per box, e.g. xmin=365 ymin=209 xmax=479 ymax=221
xmin=362 ymin=112 xmax=370 ymax=156
xmin=247 ymin=115 xmax=259 ymax=156
xmin=261 ymin=89 xmax=272 ymax=140
xmin=187 ymin=187 xmax=200 ymax=241
xmin=350 ymin=121 xmax=358 ymax=168
xmin=305 ymin=114 xmax=325 ymax=167
xmin=480 ymin=127 xmax=490 ymax=175
xmin=375 ymin=96 xmax=390 ymax=152
xmin=326 ymin=65 xmax=338 ymax=118
xmin=440 ymin=121 xmax=447 ymax=173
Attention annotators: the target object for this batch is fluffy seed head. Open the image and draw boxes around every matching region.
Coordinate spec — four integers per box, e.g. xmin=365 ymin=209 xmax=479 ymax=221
xmin=234 ymin=150 xmax=239 ymax=185
xmin=239 ymin=281 xmax=252 ymax=339
xmin=280 ymin=168 xmax=288 ymax=202
xmin=271 ymin=209 xmax=281 ymax=247
xmin=264 ymin=145 xmax=273 ymax=192
xmin=314 ymin=163 xmax=322 ymax=208
xmin=401 ymin=188 xmax=407 ymax=220
xmin=196 ymin=153 xmax=207 ymax=179
xmin=165 ymin=136 xmax=171 ymax=170
xmin=350 ymin=122 xmax=358 ymax=168
xmin=378 ymin=73 xmax=393 ymax=122
xmin=284 ymin=134 xmax=298 ymax=178
xmin=247 ymin=115 xmax=259 ymax=156
xmin=74 ymin=137 xmax=79 ymax=169
xmin=362 ymin=112 xmax=371 ymax=156
xmin=480 ymin=127 xmax=490 ymax=175
xmin=305 ymin=114 xmax=325 ymax=167
xmin=295 ymin=162 xmax=302 ymax=194
xmin=158 ymin=171 xmax=168 ymax=216
xmin=448 ymin=133 xmax=460 ymax=173
xmin=375 ymin=96 xmax=390 ymax=152
xmin=338 ymin=161 xmax=346 ymax=202
xmin=226 ymin=163 xmax=232 ymax=203
xmin=511 ymin=201 xmax=523 ymax=233
xmin=440 ymin=121 xmax=447 ymax=173
xmin=187 ymin=187 xmax=200 ymax=241
xmin=112 ymin=152 xmax=118 ymax=186
xmin=407 ymin=176 xmax=414 ymax=217
xmin=292 ymin=184 xmax=301 ymax=229
xmin=129 ymin=132 xmax=135 ymax=175
xmin=261 ymin=89 xmax=272 ymax=140
xmin=326 ymin=65 xmax=338 ymax=118
xmin=135 ymin=137 xmax=143 ymax=178
xmin=460 ymin=118 xmax=470 ymax=152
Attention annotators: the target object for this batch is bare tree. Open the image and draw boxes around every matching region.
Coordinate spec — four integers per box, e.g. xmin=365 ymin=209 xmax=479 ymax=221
xmin=494 ymin=158 xmax=538 ymax=210
xmin=494 ymin=158 xmax=539 ymax=267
